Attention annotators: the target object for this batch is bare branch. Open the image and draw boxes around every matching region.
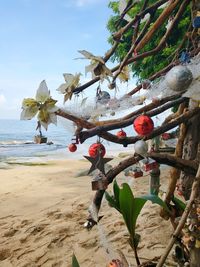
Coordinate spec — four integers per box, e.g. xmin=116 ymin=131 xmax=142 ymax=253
xmin=157 ymin=164 xmax=200 ymax=267
xmin=78 ymin=97 xmax=187 ymax=143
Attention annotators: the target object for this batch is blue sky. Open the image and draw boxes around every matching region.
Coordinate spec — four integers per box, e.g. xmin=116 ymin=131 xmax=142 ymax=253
xmin=0 ymin=0 xmax=115 ymax=119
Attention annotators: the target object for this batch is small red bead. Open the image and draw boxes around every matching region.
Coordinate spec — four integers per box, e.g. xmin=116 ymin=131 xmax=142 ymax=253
xmin=88 ymin=143 xmax=106 ymax=158
xmin=68 ymin=143 xmax=77 ymax=152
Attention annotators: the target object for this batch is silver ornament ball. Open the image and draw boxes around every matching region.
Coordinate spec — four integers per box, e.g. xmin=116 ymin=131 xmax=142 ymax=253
xmin=97 ymin=91 xmax=111 ymax=105
xmin=134 ymin=140 xmax=148 ymax=156
xmin=165 ymin=65 xmax=193 ymax=92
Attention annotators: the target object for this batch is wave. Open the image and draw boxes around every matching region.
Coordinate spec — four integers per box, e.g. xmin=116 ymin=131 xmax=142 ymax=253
xmin=0 ymin=140 xmax=35 ymax=146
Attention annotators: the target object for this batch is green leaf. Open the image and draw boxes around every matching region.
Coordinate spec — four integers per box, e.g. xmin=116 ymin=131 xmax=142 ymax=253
xmin=119 ymin=183 xmax=146 ymax=240
xmin=72 ymin=254 xmax=80 ymax=267
xmin=113 ymin=179 xmax=120 ymax=209
xmin=172 ymin=196 xmax=186 ymax=211
xmin=105 ymin=191 xmax=121 ymax=212
xmin=140 ymin=194 xmax=170 ymax=213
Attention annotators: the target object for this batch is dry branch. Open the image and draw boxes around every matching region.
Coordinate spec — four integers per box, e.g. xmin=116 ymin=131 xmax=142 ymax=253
xmin=97 ymin=93 xmax=182 ymax=126
xmin=135 ymin=0 xmax=181 ymax=52
xmin=78 ymin=97 xmax=187 ymax=143
xmin=160 ymin=104 xmax=188 ymax=220
xmin=156 ymin=164 xmax=200 ymax=267
xmin=92 ymin=150 xmax=198 ymax=214
xmin=149 ymin=152 xmax=198 ymax=176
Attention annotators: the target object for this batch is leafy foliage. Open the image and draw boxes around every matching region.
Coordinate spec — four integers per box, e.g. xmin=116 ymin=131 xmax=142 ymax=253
xmin=107 ymin=1 xmax=191 ymax=80
xmin=105 ymin=180 xmax=170 ymax=249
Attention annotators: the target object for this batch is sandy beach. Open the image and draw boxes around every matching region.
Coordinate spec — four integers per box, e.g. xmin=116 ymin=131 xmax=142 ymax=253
xmin=0 ymin=156 xmax=177 ymax=267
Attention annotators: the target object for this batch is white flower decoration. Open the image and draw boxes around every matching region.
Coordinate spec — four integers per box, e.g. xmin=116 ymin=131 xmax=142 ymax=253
xmin=78 ymin=50 xmax=113 ymax=82
xmin=20 ymin=80 xmax=58 ymax=130
xmin=57 ymin=73 xmax=81 ymax=102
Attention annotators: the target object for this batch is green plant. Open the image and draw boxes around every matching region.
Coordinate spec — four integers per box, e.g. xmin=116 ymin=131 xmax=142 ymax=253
xmin=105 ymin=180 xmax=170 ymax=266
xmin=72 ymin=253 xmax=80 ymax=267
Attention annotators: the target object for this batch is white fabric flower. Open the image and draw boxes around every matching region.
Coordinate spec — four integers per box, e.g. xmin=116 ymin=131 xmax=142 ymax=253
xmin=20 ymin=80 xmax=58 ymax=130
xmin=57 ymin=73 xmax=81 ymax=102
xmin=77 ymin=50 xmax=112 ymax=82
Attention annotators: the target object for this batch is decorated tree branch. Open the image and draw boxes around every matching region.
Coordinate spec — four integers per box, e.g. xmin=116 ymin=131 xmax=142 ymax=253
xmin=20 ymin=0 xmax=200 ymax=265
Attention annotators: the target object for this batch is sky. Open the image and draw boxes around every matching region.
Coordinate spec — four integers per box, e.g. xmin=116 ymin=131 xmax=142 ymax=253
xmin=0 ymin=0 xmax=117 ymax=119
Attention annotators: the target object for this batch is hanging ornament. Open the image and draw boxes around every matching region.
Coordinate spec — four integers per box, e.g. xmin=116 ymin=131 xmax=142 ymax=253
xmin=91 ymin=172 xmax=108 ymax=191
xmin=116 ymin=129 xmax=127 ymax=138
xmin=193 ymin=12 xmax=200 ymax=28
xmin=139 ymin=158 xmax=158 ymax=172
xmin=161 ymin=132 xmax=171 ymax=140
xmin=165 ymin=65 xmax=193 ymax=92
xmin=133 ymin=115 xmax=154 ymax=136
xmin=84 ymin=150 xmax=112 ymax=175
xmin=180 ymin=51 xmax=190 ymax=64
xmin=88 ymin=143 xmax=106 ymax=158
xmin=134 ymin=140 xmax=148 ymax=156
xmin=68 ymin=143 xmax=77 ymax=152
xmin=130 ymin=167 xmax=143 ymax=178
xmin=96 ymin=90 xmax=111 ymax=105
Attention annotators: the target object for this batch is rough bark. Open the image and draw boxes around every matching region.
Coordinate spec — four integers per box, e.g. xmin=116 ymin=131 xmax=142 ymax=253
xmin=180 ymin=101 xmax=200 ymax=266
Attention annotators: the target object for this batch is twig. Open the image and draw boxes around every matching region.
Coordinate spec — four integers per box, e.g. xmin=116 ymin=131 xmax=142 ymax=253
xmin=156 ymin=163 xmax=200 ymax=267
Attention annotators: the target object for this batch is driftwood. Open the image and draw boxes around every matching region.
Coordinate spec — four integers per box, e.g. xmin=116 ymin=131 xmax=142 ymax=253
xmin=160 ymin=105 xmax=187 ymax=220
xmin=157 ymin=164 xmax=200 ymax=267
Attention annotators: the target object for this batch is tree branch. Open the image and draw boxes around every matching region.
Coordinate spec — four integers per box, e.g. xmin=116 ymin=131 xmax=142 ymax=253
xmin=156 ymin=163 xmax=200 ymax=267
xmin=95 ymin=93 xmax=182 ymax=126
xmin=135 ymin=0 xmax=181 ymax=52
xmin=78 ymin=97 xmax=187 ymax=143
xmin=149 ymin=152 xmax=198 ymax=176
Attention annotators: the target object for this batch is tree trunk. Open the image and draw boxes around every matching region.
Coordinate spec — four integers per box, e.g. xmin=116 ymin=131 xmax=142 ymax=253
xmin=180 ymin=101 xmax=200 ymax=266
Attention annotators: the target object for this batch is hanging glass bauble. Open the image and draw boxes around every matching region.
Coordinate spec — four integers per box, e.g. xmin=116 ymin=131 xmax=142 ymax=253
xmin=68 ymin=143 xmax=77 ymax=152
xmin=165 ymin=65 xmax=193 ymax=92
xmin=134 ymin=140 xmax=148 ymax=156
xmin=180 ymin=51 xmax=190 ymax=64
xmin=96 ymin=91 xmax=111 ymax=105
xmin=88 ymin=143 xmax=106 ymax=158
xmin=193 ymin=14 xmax=200 ymax=28
xmin=116 ymin=129 xmax=127 ymax=138
xmin=133 ymin=115 xmax=154 ymax=136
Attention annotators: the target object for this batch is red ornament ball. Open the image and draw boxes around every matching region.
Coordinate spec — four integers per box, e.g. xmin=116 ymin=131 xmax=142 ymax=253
xmin=88 ymin=143 xmax=106 ymax=158
xmin=68 ymin=143 xmax=77 ymax=152
xmin=133 ymin=115 xmax=154 ymax=136
xmin=116 ymin=129 xmax=127 ymax=138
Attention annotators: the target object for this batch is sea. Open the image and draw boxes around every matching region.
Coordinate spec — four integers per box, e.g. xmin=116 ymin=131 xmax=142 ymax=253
xmin=0 ymin=119 xmax=90 ymax=164
xmin=0 ymin=119 xmax=132 ymax=166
